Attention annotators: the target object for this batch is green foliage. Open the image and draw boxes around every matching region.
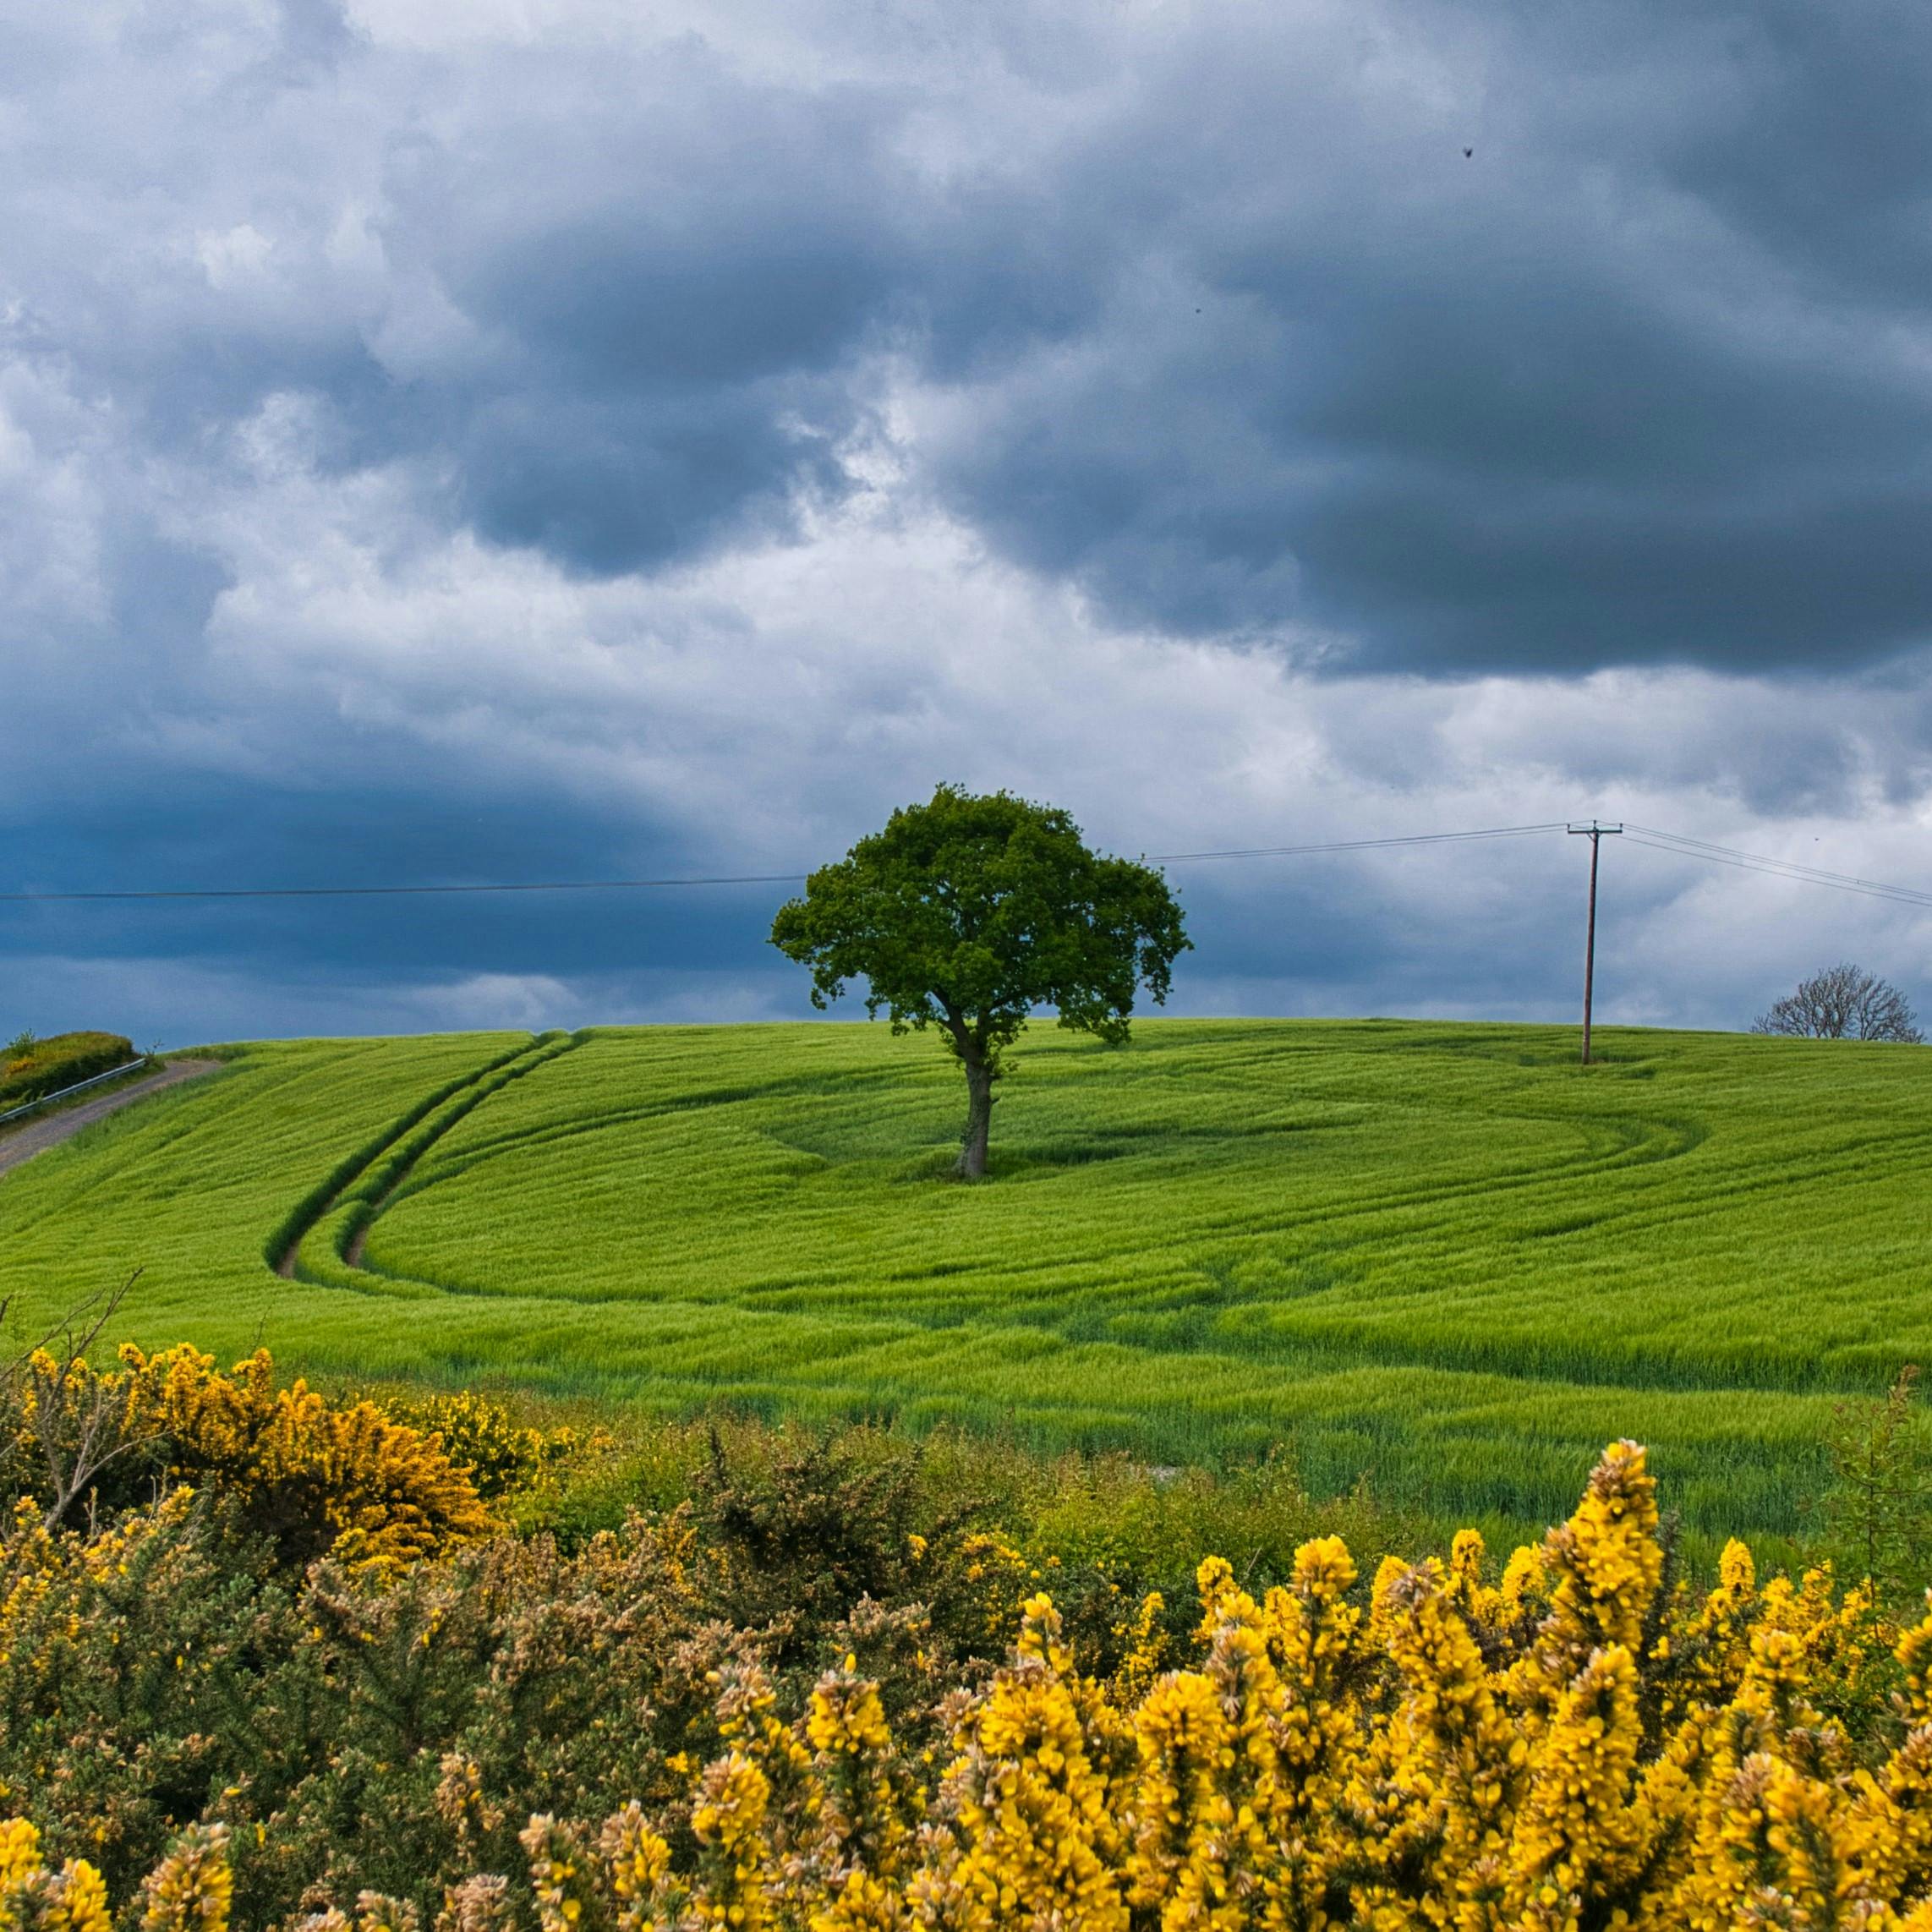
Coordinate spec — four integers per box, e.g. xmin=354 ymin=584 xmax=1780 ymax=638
xmin=693 ymin=1427 xmax=940 ymax=1652
xmin=7 ymin=1415 xmax=1927 ymax=1932
xmin=769 ymin=783 xmax=1190 ymax=1048
xmin=0 ymin=1492 xmax=314 ymax=1902
xmin=8 ymin=1018 xmax=1932 ymax=1542
xmin=1822 ymin=1364 xmax=1931 ymax=1600
xmin=0 ymin=1387 xmax=1385 ymax=1926
xmin=770 ymin=785 xmax=1189 ymax=1174
xmin=0 ymin=1031 xmax=136 ymax=1107
xmin=490 ymin=1404 xmax=1412 ymax=1619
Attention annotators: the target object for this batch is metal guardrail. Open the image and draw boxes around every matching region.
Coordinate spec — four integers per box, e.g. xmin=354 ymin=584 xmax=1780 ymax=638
xmin=0 ymin=1059 xmax=152 ymax=1129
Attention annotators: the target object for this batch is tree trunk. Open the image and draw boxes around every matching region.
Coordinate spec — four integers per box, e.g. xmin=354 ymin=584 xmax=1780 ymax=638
xmin=956 ymin=1043 xmax=994 ymax=1179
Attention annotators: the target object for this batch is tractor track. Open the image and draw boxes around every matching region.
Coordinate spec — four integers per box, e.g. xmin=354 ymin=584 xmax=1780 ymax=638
xmin=270 ymin=1032 xmax=580 ymax=1282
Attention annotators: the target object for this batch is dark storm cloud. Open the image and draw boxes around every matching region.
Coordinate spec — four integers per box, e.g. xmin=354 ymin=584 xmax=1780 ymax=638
xmin=14 ymin=0 xmax=1932 ymax=671
xmin=353 ymin=41 xmax=911 ymax=570
xmin=0 ymin=757 xmax=777 ymax=1031
xmin=0 ymin=14 xmax=906 ymax=582
xmin=922 ymin=1 xmax=1932 ymax=671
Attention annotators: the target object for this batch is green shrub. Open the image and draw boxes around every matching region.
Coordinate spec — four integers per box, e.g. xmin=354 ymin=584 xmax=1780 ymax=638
xmin=1822 ymin=1362 xmax=1932 ymax=1601
xmin=0 ymin=1031 xmax=138 ymax=1107
xmin=6 ymin=1420 xmax=1929 ymax=1932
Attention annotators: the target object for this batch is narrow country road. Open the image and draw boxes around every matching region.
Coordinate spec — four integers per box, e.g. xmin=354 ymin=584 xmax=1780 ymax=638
xmin=0 ymin=1059 xmax=222 ymax=1179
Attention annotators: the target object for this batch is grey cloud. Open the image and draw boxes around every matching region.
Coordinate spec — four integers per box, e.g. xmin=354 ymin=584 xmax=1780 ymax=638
xmin=922 ymin=2 xmax=1932 ymax=670
xmin=452 ymin=386 xmax=853 ymax=572
xmin=362 ymin=45 xmax=911 ymax=566
xmin=1662 ymin=0 xmax=1932 ymax=304
xmin=107 ymin=523 xmax=233 ymax=663
xmin=19 ymin=0 xmax=1932 ymax=671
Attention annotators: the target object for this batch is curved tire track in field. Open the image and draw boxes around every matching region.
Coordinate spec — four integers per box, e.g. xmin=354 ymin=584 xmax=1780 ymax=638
xmin=326 ymin=1074 xmax=1715 ymax=1338
xmin=338 ymin=1032 xmax=580 ymax=1268
xmin=397 ymin=1064 xmax=916 ymax=1185
xmin=276 ymin=1037 xmax=1808 ymax=1398
xmin=1052 ymin=1104 xmax=1932 ymax=1399
xmin=271 ymin=1032 xmax=580 ymax=1284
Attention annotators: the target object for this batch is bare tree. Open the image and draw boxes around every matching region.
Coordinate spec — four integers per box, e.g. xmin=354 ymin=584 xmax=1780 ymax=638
xmin=1753 ymin=963 xmax=1925 ymax=1043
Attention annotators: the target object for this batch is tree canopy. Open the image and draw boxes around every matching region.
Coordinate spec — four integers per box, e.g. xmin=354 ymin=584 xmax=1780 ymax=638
xmin=769 ymin=785 xmax=1190 ymax=1177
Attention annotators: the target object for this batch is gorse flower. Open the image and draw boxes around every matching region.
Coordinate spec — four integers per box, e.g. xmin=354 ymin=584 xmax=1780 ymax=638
xmin=807 ymin=1661 xmax=906 ymax=1886
xmin=1530 ymin=1438 xmax=1662 ymax=1687
xmin=0 ymin=1819 xmax=112 ymax=1932
xmin=22 ymin=1442 xmax=1932 ymax=1931
xmin=597 ymin=1805 xmax=678 ymax=1932
xmin=137 ymin=1825 xmax=231 ymax=1932
xmin=1126 ymin=1668 xmax=1232 ymax=1924
xmin=519 ymin=1816 xmax=598 ymax=1932
xmin=939 ymin=1593 xmax=1129 ymax=1930
xmin=689 ymin=1750 xmax=774 ymax=1930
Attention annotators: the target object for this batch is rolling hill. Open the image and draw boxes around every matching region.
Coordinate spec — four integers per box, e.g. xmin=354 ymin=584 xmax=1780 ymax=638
xmin=3 ymin=1017 xmax=1927 ymax=1540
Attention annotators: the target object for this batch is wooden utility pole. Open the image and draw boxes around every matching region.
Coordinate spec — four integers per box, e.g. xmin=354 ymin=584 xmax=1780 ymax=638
xmin=1568 ymin=822 xmax=1623 ymax=1065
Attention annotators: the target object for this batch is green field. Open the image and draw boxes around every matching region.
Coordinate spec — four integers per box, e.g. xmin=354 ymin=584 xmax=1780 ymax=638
xmin=2 ymin=1018 xmax=1927 ymax=1541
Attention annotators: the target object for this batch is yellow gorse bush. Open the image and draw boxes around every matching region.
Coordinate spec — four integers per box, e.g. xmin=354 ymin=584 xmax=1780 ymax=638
xmin=119 ymin=1345 xmax=494 ymax=1563
xmin=11 ymin=1344 xmax=491 ymax=1564
xmin=22 ymin=1439 xmax=1932 ymax=1930
xmin=136 ymin=1825 xmax=231 ymax=1932
xmin=379 ymin=1390 xmax=583 ymax=1505
xmin=0 ymin=1818 xmax=111 ymax=1932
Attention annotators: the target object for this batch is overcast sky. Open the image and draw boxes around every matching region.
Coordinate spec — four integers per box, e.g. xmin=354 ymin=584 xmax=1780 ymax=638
xmin=5 ymin=0 xmax=1932 ymax=1044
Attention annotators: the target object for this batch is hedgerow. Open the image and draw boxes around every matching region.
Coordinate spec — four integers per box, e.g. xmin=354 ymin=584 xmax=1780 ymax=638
xmin=0 ymin=1032 xmax=137 ymax=1108
xmin=3 ymin=1338 xmax=1932 ymax=1929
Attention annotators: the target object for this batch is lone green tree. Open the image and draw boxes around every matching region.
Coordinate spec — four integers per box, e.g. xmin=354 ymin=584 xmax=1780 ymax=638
xmin=770 ymin=785 xmax=1190 ymax=1179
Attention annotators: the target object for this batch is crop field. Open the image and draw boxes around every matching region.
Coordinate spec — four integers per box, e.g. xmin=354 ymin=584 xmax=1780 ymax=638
xmin=3 ymin=1017 xmax=1929 ymax=1541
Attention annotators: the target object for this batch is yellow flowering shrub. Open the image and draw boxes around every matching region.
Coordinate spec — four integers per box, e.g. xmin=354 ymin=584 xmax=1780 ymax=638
xmin=126 ymin=1345 xmax=495 ymax=1563
xmin=136 ymin=1824 xmax=231 ymax=1932
xmin=25 ymin=1439 xmax=1932 ymax=1930
xmin=377 ymin=1390 xmax=582 ymax=1504
xmin=10 ymin=1344 xmax=491 ymax=1563
xmin=0 ymin=1817 xmax=112 ymax=1932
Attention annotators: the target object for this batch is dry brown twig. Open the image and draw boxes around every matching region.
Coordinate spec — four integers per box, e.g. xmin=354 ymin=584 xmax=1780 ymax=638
xmin=6 ymin=1269 xmax=158 ymax=1530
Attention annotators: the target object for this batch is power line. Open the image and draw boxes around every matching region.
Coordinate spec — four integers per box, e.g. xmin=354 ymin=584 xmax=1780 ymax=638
xmin=1147 ymin=823 xmax=1568 ymax=862
xmin=5 ymin=818 xmax=1931 ymax=911
xmin=1623 ymin=825 xmax=1932 ymax=911
xmin=0 ymin=822 xmax=1571 ymax=903
xmin=0 ymin=871 xmax=813 ymax=905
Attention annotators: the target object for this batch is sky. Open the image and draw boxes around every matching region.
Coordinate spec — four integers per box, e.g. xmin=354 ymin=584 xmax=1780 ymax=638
xmin=5 ymin=0 xmax=1932 ymax=1044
